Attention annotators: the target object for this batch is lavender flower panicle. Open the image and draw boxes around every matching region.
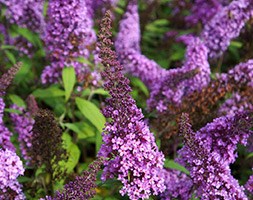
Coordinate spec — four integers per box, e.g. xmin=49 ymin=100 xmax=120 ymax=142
xmin=98 ymin=11 xmax=165 ymax=199
xmin=115 ymin=0 xmax=167 ymax=89
xmin=159 ymin=168 xmax=193 ymax=200
xmin=0 ymin=62 xmax=22 ymax=97
xmin=10 ymin=104 xmax=34 ymax=165
xmin=177 ymin=113 xmax=249 ymax=199
xmin=0 ymin=98 xmax=15 ymax=151
xmin=30 ymin=109 xmax=66 ymax=181
xmin=41 ymin=0 xmax=96 ymax=84
xmin=0 ymin=0 xmax=45 ymax=56
xmin=245 ymin=171 xmax=253 ymax=194
xmin=147 ymin=37 xmax=210 ymax=112
xmin=0 ymin=64 xmax=21 ymax=152
xmin=45 ymin=157 xmax=104 ymax=200
xmin=201 ymin=0 xmax=253 ymax=58
xmin=86 ymin=0 xmax=119 ymax=17
xmin=1 ymin=0 xmax=44 ymax=32
xmin=0 ymin=148 xmax=25 ymax=200
xmin=185 ymin=0 xmax=224 ymax=25
xmin=196 ymin=112 xmax=253 ymax=165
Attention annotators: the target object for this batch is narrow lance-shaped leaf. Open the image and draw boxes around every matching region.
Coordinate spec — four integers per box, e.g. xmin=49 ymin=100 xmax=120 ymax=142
xmin=62 ymin=67 xmax=76 ymax=102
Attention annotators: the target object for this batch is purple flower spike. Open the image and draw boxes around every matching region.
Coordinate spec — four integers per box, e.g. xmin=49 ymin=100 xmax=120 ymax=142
xmin=41 ymin=0 xmax=96 ymax=84
xmin=245 ymin=171 xmax=253 ymax=194
xmin=115 ymin=0 xmax=167 ymax=89
xmin=177 ymin=113 xmax=249 ymax=200
xmin=201 ymin=0 xmax=253 ymax=58
xmin=98 ymin=11 xmax=165 ymax=199
xmin=0 ymin=148 xmax=25 ymax=200
xmin=10 ymin=104 xmax=34 ymax=165
xmin=148 ymin=37 xmax=210 ymax=112
xmin=159 ymin=168 xmax=193 ymax=200
xmin=185 ymin=0 xmax=227 ymax=25
xmin=0 ymin=98 xmax=15 ymax=152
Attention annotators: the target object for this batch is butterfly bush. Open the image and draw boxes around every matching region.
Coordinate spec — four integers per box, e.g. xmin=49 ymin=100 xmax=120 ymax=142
xmin=10 ymin=104 xmax=34 ymax=165
xmin=148 ymin=36 xmax=210 ymax=112
xmin=0 ymin=98 xmax=15 ymax=151
xmin=185 ymin=0 xmax=228 ymax=25
xmin=86 ymin=0 xmax=118 ymax=17
xmin=98 ymin=11 xmax=165 ymax=199
xmin=45 ymin=157 xmax=104 ymax=200
xmin=159 ymin=168 xmax=193 ymax=200
xmin=245 ymin=171 xmax=253 ymax=193
xmin=0 ymin=0 xmax=44 ymax=55
xmin=0 ymin=148 xmax=25 ymax=200
xmin=0 ymin=63 xmax=21 ymax=151
xmin=115 ymin=0 xmax=167 ymax=89
xmin=177 ymin=113 xmax=250 ymax=199
xmin=41 ymin=0 xmax=96 ymax=84
xmin=201 ymin=0 xmax=253 ymax=58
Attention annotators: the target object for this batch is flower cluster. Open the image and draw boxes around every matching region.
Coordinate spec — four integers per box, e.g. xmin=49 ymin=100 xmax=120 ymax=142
xmin=201 ymin=0 xmax=253 ymax=58
xmin=115 ymin=0 xmax=166 ymax=89
xmin=30 ymin=109 xmax=66 ymax=181
xmin=98 ymin=11 xmax=165 ymax=199
xmin=159 ymin=168 xmax=193 ymax=200
xmin=41 ymin=0 xmax=96 ymax=84
xmin=0 ymin=62 xmax=22 ymax=97
xmin=177 ymin=113 xmax=251 ymax=199
xmin=86 ymin=0 xmax=119 ymax=17
xmin=0 ymin=0 xmax=44 ymax=32
xmin=0 ymin=0 xmax=44 ymax=55
xmin=46 ymin=157 xmax=104 ymax=200
xmin=0 ymin=63 xmax=22 ymax=151
xmin=245 ymin=171 xmax=253 ymax=193
xmin=0 ymin=148 xmax=25 ymax=200
xmin=10 ymin=104 xmax=34 ymax=165
xmin=185 ymin=0 xmax=227 ymax=25
xmin=0 ymin=98 xmax=15 ymax=151
xmin=148 ymin=37 xmax=210 ymax=112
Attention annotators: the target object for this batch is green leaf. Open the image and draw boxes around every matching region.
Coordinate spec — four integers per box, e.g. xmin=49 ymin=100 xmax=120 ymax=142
xmin=75 ymin=97 xmax=106 ymax=152
xmin=164 ymin=159 xmax=189 ymax=175
xmin=8 ymin=94 xmax=26 ymax=108
xmin=62 ymin=67 xmax=76 ymax=101
xmin=61 ymin=132 xmax=81 ymax=173
xmin=4 ymin=50 xmax=16 ymax=64
xmin=75 ymin=97 xmax=105 ymax=132
xmin=63 ymin=122 xmax=95 ymax=139
xmin=92 ymin=88 xmax=109 ymax=96
xmin=32 ymin=86 xmax=65 ymax=98
xmin=1 ymin=45 xmax=16 ymax=50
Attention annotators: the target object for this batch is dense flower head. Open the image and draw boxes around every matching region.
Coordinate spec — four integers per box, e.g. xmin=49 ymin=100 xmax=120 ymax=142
xmin=185 ymin=0 xmax=227 ymax=25
xmin=98 ymin=11 xmax=165 ymax=199
xmin=115 ymin=0 xmax=166 ymax=89
xmin=245 ymin=171 xmax=253 ymax=193
xmin=86 ymin=0 xmax=119 ymax=17
xmin=195 ymin=112 xmax=253 ymax=165
xmin=46 ymin=157 xmax=104 ymax=200
xmin=115 ymin=0 xmax=140 ymax=52
xmin=159 ymin=168 xmax=193 ymax=200
xmin=41 ymin=0 xmax=96 ymax=84
xmin=226 ymin=59 xmax=253 ymax=88
xmin=148 ymin=37 xmax=210 ymax=112
xmin=219 ymin=92 xmax=253 ymax=116
xmin=0 ymin=148 xmax=25 ymax=199
xmin=0 ymin=62 xmax=22 ymax=97
xmin=201 ymin=0 xmax=253 ymax=58
xmin=177 ymin=113 xmax=249 ymax=199
xmin=1 ymin=0 xmax=44 ymax=32
xmin=0 ymin=98 xmax=15 ymax=151
xmin=30 ymin=109 xmax=66 ymax=181
xmin=10 ymin=104 xmax=34 ymax=165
